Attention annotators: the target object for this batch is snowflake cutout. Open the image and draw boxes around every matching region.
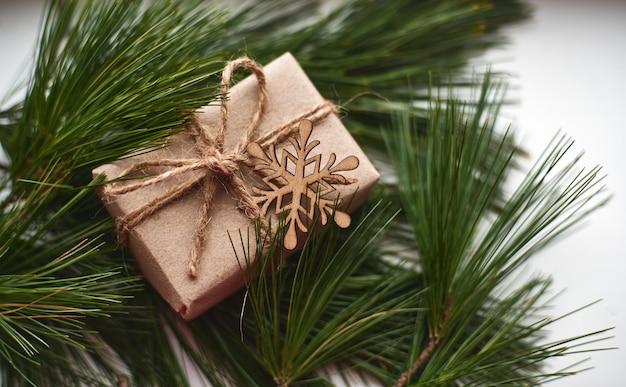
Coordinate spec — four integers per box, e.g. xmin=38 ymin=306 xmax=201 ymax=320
xmin=246 ymin=119 xmax=359 ymax=250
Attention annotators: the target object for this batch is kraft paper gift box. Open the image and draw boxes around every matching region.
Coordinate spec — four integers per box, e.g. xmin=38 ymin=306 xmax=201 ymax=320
xmin=93 ymin=52 xmax=379 ymax=320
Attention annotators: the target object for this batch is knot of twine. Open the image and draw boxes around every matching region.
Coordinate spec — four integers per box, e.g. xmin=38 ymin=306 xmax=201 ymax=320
xmin=104 ymin=57 xmax=338 ymax=277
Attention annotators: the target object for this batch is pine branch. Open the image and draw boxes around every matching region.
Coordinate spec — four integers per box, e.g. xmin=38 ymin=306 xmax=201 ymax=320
xmin=236 ymin=204 xmax=419 ymax=385
xmin=383 ymin=78 xmax=611 ymax=385
xmin=394 ymin=299 xmax=453 ymax=387
xmin=5 ymin=0 xmax=226 ymax=189
xmin=224 ymin=0 xmax=531 ymax=93
xmin=0 ymin=0 xmax=229 ymax=384
xmin=214 ymin=0 xmax=532 ymax=183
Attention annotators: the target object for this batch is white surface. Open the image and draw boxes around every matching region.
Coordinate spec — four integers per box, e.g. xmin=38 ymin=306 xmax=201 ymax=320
xmin=0 ymin=0 xmax=41 ymax=106
xmin=0 ymin=1 xmax=623 ymax=385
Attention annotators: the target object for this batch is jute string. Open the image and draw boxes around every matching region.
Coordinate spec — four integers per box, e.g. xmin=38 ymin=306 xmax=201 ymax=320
xmin=104 ymin=57 xmax=338 ymax=277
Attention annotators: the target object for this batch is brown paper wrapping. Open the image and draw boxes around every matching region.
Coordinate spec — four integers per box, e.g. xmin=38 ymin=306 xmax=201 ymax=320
xmin=93 ymin=53 xmax=379 ymax=320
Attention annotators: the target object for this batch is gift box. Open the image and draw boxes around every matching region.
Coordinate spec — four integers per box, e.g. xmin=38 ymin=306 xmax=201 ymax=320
xmin=93 ymin=53 xmax=379 ymax=320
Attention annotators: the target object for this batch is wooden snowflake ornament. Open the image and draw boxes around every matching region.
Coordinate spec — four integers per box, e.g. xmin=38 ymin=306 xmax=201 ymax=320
xmin=246 ymin=119 xmax=360 ymax=250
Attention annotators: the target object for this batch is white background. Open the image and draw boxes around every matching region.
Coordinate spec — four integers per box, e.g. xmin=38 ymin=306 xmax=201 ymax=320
xmin=0 ymin=0 xmax=624 ymax=385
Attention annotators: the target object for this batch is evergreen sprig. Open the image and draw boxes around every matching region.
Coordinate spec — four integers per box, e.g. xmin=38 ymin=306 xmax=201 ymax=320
xmin=0 ymin=0 xmax=227 ymax=384
xmin=218 ymin=0 xmax=531 ymax=145
xmin=4 ymin=0 xmax=225 ymax=186
xmin=237 ymin=204 xmax=418 ymax=386
xmin=381 ymin=81 xmax=610 ymax=385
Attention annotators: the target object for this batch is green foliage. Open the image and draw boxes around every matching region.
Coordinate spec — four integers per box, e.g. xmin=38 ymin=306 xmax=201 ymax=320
xmin=0 ymin=0 xmax=613 ymax=386
xmin=0 ymin=0 xmax=227 ymax=384
xmin=219 ymin=0 xmax=531 ymax=142
xmin=237 ymin=205 xmax=418 ymax=385
xmin=4 ymin=0 xmax=225 ymax=186
xmin=222 ymin=0 xmax=529 ymax=100
xmin=382 ymin=82 xmax=610 ymax=385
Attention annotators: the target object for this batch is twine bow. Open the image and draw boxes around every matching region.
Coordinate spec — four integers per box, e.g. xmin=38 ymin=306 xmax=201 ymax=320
xmin=104 ymin=57 xmax=338 ymax=277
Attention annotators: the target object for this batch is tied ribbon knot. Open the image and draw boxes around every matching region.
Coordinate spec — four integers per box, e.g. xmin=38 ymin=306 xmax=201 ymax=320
xmin=103 ymin=57 xmax=338 ymax=277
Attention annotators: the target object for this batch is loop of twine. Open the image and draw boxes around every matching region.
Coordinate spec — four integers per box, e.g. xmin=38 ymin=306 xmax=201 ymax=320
xmin=104 ymin=56 xmax=338 ymax=277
